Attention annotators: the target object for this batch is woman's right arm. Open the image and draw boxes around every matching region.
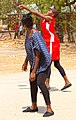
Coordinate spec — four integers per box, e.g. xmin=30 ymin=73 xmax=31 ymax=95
xmin=18 ymin=5 xmax=52 ymax=20
xmin=22 ymin=56 xmax=28 ymax=71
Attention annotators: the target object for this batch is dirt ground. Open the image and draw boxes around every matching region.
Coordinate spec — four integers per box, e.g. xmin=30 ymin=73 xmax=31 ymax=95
xmin=0 ymin=36 xmax=76 ymax=74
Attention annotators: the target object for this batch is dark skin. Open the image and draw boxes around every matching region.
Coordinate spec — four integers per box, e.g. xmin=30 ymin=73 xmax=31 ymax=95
xmin=30 ymin=49 xmax=40 ymax=82
xmin=22 ymin=28 xmax=40 ymax=82
xmin=18 ymin=4 xmax=54 ymax=21
xmin=22 ymin=26 xmax=53 ymax=113
xmin=20 ymin=4 xmax=71 ymax=89
xmin=22 ymin=56 xmax=28 ymax=71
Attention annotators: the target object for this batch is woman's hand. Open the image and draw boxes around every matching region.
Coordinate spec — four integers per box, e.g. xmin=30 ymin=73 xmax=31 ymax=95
xmin=22 ymin=63 xmax=28 ymax=71
xmin=18 ymin=5 xmax=26 ymax=10
xmin=30 ymin=72 xmax=36 ymax=82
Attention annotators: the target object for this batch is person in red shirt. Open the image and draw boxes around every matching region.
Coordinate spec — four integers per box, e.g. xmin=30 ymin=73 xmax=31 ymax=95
xmin=40 ymin=15 xmax=60 ymax=60
xmin=14 ymin=22 xmax=19 ymax=39
xmin=40 ymin=13 xmax=61 ymax=90
xmin=18 ymin=5 xmax=72 ymax=91
xmin=40 ymin=10 xmax=72 ymax=91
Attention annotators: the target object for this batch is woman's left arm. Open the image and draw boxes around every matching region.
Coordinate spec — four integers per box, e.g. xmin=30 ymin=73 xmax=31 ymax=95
xmin=30 ymin=50 xmax=40 ymax=81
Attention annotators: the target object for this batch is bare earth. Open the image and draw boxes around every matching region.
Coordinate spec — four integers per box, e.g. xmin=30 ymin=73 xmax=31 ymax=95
xmin=0 ymin=38 xmax=76 ymax=73
xmin=0 ymin=38 xmax=76 ymax=120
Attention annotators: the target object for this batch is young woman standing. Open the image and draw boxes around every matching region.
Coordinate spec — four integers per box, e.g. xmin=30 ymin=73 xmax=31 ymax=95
xmin=18 ymin=5 xmax=72 ymax=91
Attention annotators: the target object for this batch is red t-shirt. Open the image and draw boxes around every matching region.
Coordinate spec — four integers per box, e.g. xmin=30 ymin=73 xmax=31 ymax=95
xmin=40 ymin=16 xmax=60 ymax=60
xmin=15 ymin=24 xmax=19 ymax=31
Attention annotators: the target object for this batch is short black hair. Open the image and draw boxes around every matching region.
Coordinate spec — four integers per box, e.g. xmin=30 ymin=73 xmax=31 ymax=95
xmin=51 ymin=8 xmax=59 ymax=18
xmin=21 ymin=12 xmax=33 ymax=29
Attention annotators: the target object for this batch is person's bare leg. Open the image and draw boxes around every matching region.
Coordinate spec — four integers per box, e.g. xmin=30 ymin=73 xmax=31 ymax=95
xmin=64 ymin=75 xmax=71 ymax=85
xmin=43 ymin=104 xmax=54 ymax=117
xmin=47 ymin=104 xmax=53 ymax=112
xmin=61 ymin=75 xmax=72 ymax=90
xmin=31 ymin=102 xmax=37 ymax=109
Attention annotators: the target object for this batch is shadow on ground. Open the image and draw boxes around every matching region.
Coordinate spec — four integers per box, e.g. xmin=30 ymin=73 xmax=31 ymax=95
xmin=22 ymin=106 xmax=46 ymax=114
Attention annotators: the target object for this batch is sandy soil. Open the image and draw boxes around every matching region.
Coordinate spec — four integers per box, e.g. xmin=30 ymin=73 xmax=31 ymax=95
xmin=0 ymin=36 xmax=76 ymax=120
xmin=0 ymin=37 xmax=76 ymax=74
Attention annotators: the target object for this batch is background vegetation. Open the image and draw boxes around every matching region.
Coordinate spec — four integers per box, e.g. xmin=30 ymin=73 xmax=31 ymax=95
xmin=0 ymin=0 xmax=76 ymax=42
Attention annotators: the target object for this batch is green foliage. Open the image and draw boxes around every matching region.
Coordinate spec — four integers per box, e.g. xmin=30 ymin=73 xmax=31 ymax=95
xmin=0 ymin=0 xmax=14 ymax=17
xmin=0 ymin=0 xmax=75 ymax=42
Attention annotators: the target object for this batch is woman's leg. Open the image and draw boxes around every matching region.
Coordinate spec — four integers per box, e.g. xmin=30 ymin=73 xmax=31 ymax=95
xmin=45 ymin=66 xmax=51 ymax=89
xmin=54 ymin=60 xmax=66 ymax=77
xmin=30 ymin=80 xmax=38 ymax=109
xmin=37 ymin=69 xmax=53 ymax=113
xmin=22 ymin=77 xmax=38 ymax=112
xmin=54 ymin=60 xmax=71 ymax=88
xmin=37 ymin=72 xmax=51 ymax=105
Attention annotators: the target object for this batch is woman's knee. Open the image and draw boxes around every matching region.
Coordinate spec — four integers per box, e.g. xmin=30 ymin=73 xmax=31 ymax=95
xmin=37 ymin=72 xmax=46 ymax=87
xmin=54 ymin=61 xmax=60 ymax=69
xmin=37 ymin=78 xmax=44 ymax=87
